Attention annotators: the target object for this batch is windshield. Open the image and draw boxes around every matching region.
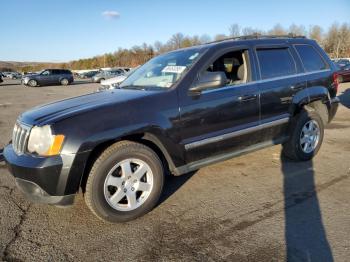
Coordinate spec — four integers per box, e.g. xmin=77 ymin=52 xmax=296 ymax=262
xmin=120 ymin=47 xmax=205 ymax=90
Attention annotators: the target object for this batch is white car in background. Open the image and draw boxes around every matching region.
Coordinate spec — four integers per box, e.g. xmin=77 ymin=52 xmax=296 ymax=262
xmin=98 ymin=66 xmax=138 ymax=91
xmin=99 ymin=74 xmax=127 ymax=90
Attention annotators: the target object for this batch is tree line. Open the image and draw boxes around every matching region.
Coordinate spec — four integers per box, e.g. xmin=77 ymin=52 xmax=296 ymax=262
xmin=8 ymin=22 xmax=350 ymax=72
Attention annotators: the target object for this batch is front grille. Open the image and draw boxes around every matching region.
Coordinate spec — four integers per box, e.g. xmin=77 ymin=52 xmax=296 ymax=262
xmin=12 ymin=122 xmax=31 ymax=155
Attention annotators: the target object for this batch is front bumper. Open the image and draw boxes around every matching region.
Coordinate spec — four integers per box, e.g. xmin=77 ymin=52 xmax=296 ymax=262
xmin=15 ymin=178 xmax=74 ymax=205
xmin=3 ymin=144 xmax=75 ymax=206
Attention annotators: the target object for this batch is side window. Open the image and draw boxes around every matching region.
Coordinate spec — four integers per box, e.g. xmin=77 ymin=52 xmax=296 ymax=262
xmin=294 ymin=44 xmax=328 ymax=72
xmin=257 ymin=48 xmax=296 ymax=80
xmin=205 ymin=49 xmax=250 ymax=88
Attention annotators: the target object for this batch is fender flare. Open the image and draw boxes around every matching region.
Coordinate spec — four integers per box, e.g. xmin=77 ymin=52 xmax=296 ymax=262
xmin=290 ymin=86 xmax=330 ymax=116
xmin=142 ymin=132 xmax=178 ymax=174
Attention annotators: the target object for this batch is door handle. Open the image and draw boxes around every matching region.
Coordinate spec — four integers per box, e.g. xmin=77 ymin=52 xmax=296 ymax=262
xmin=238 ymin=94 xmax=257 ymax=102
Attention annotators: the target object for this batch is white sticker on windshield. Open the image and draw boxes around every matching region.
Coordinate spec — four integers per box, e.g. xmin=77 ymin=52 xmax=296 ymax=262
xmin=162 ymin=65 xmax=186 ymax=74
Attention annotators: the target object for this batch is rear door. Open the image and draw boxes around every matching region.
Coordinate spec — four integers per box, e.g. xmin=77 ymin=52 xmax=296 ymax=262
xmin=255 ymin=45 xmax=306 ymax=142
xmin=52 ymin=69 xmax=62 ymax=84
xmin=293 ymin=44 xmax=332 ymax=91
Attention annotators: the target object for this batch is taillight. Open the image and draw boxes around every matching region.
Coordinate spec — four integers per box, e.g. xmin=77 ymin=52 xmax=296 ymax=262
xmin=333 ymin=72 xmax=339 ymax=94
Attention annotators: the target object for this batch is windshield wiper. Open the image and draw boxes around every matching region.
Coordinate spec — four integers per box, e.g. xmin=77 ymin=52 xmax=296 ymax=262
xmin=120 ymin=85 xmax=146 ymax=90
xmin=120 ymin=85 xmax=168 ymax=91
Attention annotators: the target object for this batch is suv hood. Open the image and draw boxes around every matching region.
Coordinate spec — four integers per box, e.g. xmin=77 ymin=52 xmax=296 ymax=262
xmin=19 ymin=89 xmax=157 ymax=125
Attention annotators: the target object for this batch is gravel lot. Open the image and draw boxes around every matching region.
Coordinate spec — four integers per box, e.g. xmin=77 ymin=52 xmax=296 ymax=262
xmin=0 ymin=79 xmax=349 ymax=261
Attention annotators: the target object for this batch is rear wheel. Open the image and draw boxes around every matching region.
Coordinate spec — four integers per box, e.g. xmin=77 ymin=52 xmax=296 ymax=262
xmin=282 ymin=109 xmax=324 ymax=161
xmin=28 ymin=79 xmax=37 ymax=87
xmin=85 ymin=141 xmax=164 ymax=223
xmin=60 ymin=78 xmax=69 ymax=86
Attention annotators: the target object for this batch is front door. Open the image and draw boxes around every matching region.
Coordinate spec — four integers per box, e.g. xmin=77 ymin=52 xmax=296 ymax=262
xmin=38 ymin=70 xmax=53 ymax=84
xmin=178 ymin=48 xmax=260 ymax=163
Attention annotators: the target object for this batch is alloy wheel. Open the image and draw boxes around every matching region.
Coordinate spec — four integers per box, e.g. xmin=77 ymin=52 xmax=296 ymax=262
xmin=299 ymin=120 xmax=320 ymax=154
xmin=103 ymin=158 xmax=154 ymax=211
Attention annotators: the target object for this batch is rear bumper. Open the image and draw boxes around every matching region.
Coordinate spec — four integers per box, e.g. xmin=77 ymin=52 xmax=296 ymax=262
xmin=329 ymin=96 xmax=339 ymax=122
xmin=3 ymin=144 xmax=75 ymax=206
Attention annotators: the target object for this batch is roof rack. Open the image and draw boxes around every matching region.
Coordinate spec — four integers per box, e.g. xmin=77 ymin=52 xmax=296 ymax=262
xmin=207 ymin=33 xmax=306 ymax=44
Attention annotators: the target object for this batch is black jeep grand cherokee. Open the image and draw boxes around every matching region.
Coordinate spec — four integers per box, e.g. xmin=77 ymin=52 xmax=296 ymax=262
xmin=4 ymin=35 xmax=339 ymax=222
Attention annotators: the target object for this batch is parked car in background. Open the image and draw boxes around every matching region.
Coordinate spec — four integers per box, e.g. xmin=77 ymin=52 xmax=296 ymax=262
xmin=337 ymin=64 xmax=350 ymax=83
xmin=80 ymin=70 xmax=99 ymax=79
xmin=0 ymin=72 xmax=3 ymax=83
xmin=334 ymin=59 xmax=350 ymax=68
xmin=2 ymin=72 xmax=13 ymax=78
xmin=9 ymin=72 xmax=22 ymax=79
xmin=22 ymin=69 xmax=74 ymax=87
xmin=98 ymin=67 xmax=138 ymax=91
xmin=3 ymin=35 xmax=340 ymax=223
xmin=92 ymin=69 xmax=124 ymax=83
xmin=99 ymin=75 xmax=127 ymax=91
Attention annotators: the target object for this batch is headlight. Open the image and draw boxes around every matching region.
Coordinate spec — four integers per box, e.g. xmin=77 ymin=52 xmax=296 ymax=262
xmin=27 ymin=125 xmax=65 ymax=156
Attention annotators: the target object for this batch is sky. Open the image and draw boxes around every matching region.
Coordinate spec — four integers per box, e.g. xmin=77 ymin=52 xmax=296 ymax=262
xmin=1 ymin=0 xmax=349 ymax=62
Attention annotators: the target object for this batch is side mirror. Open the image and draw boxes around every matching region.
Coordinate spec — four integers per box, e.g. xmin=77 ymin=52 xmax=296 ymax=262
xmin=189 ymin=71 xmax=227 ymax=95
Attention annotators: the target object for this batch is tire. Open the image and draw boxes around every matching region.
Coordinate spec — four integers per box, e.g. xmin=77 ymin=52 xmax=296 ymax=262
xmin=28 ymin=79 xmax=37 ymax=87
xmin=282 ymin=109 xmax=324 ymax=161
xmin=85 ymin=141 xmax=164 ymax=223
xmin=60 ymin=78 xmax=69 ymax=86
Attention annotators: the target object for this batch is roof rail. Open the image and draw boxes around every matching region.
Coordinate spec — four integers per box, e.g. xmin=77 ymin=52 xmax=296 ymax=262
xmin=207 ymin=33 xmax=306 ymax=44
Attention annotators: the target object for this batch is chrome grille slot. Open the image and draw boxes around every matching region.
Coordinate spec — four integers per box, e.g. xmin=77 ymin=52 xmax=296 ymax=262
xmin=12 ymin=122 xmax=31 ymax=155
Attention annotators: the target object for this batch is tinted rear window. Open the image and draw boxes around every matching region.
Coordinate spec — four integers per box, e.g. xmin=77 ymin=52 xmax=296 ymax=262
xmin=294 ymin=45 xmax=328 ymax=72
xmin=257 ymin=48 xmax=296 ymax=79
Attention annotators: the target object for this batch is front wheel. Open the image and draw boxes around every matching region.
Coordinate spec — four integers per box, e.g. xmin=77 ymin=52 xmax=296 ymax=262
xmin=282 ymin=109 xmax=324 ymax=161
xmin=28 ymin=79 xmax=38 ymax=87
xmin=85 ymin=141 xmax=164 ymax=223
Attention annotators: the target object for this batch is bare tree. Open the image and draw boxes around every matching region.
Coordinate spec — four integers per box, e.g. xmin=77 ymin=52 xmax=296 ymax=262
xmin=309 ymin=25 xmax=324 ymax=45
xmin=199 ymin=34 xmax=211 ymax=44
xmin=214 ymin=34 xmax=227 ymax=41
xmin=169 ymin=33 xmax=185 ymax=49
xmin=229 ymin=24 xmax=241 ymax=37
xmin=268 ymin=23 xmax=287 ymax=35
xmin=288 ymin=24 xmax=306 ymax=36
xmin=323 ymin=23 xmax=350 ymax=58
xmin=241 ymin=27 xmax=263 ymax=36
